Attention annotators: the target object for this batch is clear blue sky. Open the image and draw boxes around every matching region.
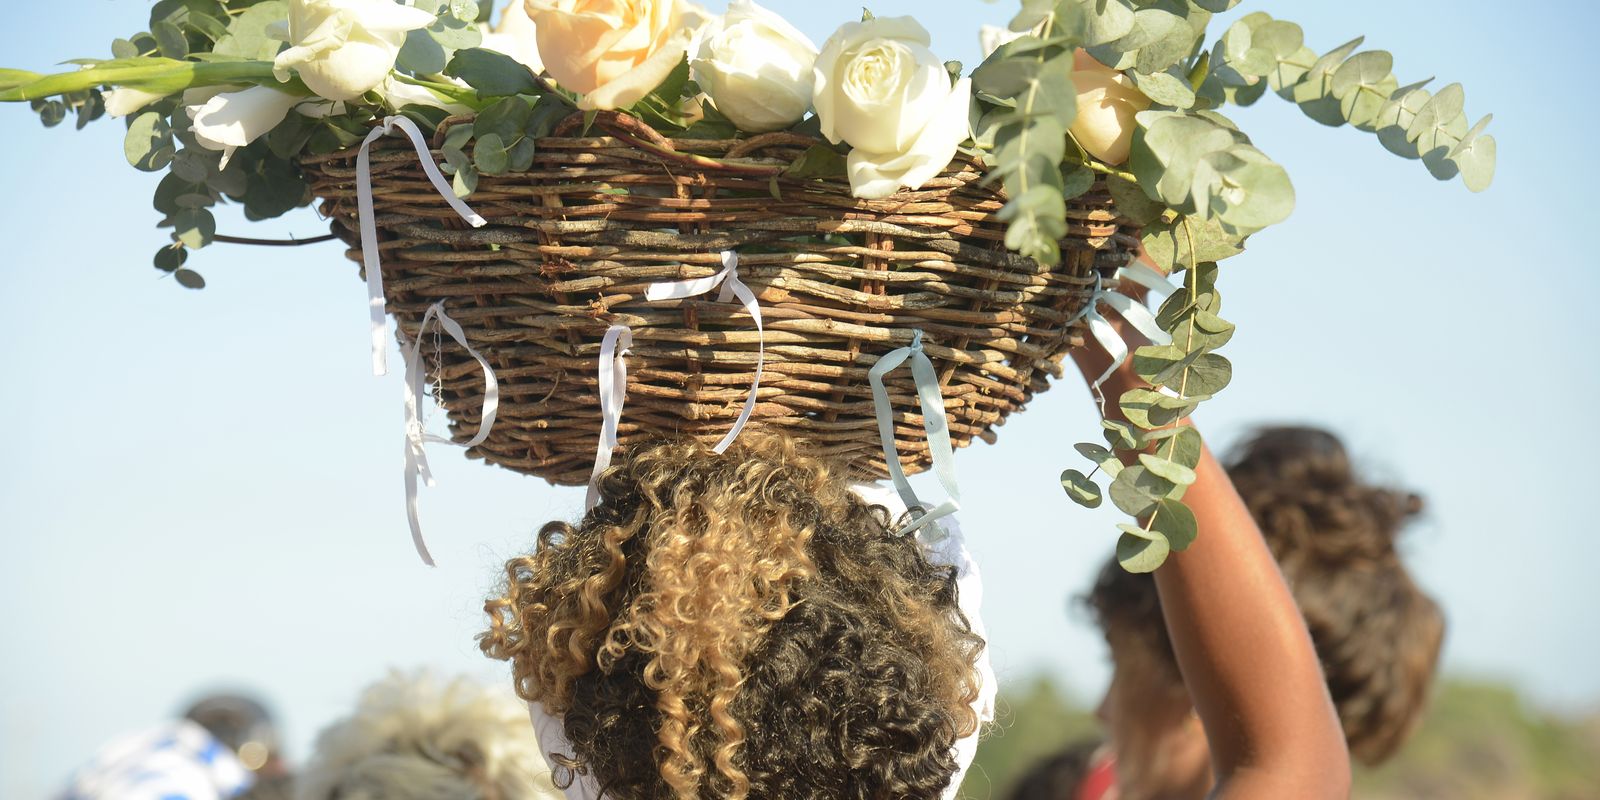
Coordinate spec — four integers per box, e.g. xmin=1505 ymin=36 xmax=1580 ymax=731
xmin=2 ymin=1 xmax=1596 ymax=796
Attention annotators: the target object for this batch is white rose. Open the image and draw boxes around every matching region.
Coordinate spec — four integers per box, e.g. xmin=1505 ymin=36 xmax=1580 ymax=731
xmin=381 ymin=75 xmax=472 ymax=116
xmin=813 ymin=16 xmax=972 ymax=200
xmin=480 ymin=0 xmax=544 ymax=74
xmin=273 ymin=0 xmax=438 ymax=102
xmin=104 ymin=87 xmax=170 ymax=117
xmin=186 ymin=85 xmax=305 ymax=168
xmin=524 ymin=0 xmax=709 ymax=111
xmin=691 ymin=0 xmax=817 ymax=133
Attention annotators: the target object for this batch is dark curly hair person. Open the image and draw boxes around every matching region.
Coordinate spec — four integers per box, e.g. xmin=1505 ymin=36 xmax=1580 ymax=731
xmin=1042 ymin=426 xmax=1445 ymax=800
xmin=480 ymin=433 xmax=992 ymax=800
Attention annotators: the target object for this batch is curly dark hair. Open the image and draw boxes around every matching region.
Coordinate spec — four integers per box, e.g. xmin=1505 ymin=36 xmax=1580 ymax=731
xmin=1086 ymin=426 xmax=1445 ymax=764
xmin=481 ymin=433 xmax=985 ymax=800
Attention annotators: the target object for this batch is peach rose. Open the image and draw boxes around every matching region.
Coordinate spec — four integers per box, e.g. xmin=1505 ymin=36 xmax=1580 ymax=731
xmin=523 ymin=0 xmax=708 ymax=110
xmin=1071 ymin=49 xmax=1151 ymax=165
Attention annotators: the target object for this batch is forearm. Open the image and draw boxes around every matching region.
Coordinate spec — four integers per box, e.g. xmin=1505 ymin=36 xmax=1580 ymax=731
xmin=1072 ymin=333 xmax=1349 ymax=797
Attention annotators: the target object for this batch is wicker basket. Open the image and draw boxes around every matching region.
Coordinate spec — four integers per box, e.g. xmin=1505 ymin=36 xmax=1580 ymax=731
xmin=301 ymin=111 xmax=1140 ymax=485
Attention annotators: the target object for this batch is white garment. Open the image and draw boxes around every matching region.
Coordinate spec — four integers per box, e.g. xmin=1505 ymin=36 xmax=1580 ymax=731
xmin=60 ymin=720 xmax=254 ymax=800
xmin=529 ymin=483 xmax=998 ymax=799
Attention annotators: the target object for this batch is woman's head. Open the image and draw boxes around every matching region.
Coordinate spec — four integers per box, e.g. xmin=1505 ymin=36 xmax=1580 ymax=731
xmin=295 ymin=671 xmax=561 ymax=800
xmin=480 ymin=433 xmax=984 ymax=800
xmin=1087 ymin=426 xmax=1445 ymax=787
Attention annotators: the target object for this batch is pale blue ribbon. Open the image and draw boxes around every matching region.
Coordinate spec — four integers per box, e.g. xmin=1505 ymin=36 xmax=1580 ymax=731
xmin=868 ymin=330 xmax=961 ymax=537
xmin=1077 ymin=263 xmax=1178 ymax=409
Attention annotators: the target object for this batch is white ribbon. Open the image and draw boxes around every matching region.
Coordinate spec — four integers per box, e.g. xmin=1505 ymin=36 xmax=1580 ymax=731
xmin=868 ymin=330 xmax=961 ymax=537
xmin=357 ymin=115 xmax=487 ymax=376
xmin=401 ymin=302 xmax=500 ymax=566
xmin=644 ymin=251 xmax=765 ymax=455
xmin=585 ymin=325 xmax=633 ymax=510
xmin=1077 ymin=264 xmax=1179 ymax=407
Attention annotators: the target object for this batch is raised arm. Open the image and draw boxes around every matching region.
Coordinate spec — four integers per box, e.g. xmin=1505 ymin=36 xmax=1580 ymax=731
xmin=1070 ymin=309 xmax=1351 ymax=799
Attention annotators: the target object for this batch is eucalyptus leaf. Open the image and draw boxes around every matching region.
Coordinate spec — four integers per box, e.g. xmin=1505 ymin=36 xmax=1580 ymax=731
xmin=1075 ymin=442 xmax=1124 ymax=478
xmin=173 ymin=268 xmax=206 ymax=289
xmin=1139 ymin=453 xmax=1197 ymax=485
xmin=1103 ymin=419 xmax=1143 ymax=450
xmin=1131 ymin=70 xmax=1196 ymax=109
xmin=1061 ymin=468 xmax=1104 ymax=509
xmin=1150 ymin=497 xmax=1198 ymax=550
xmin=1111 ymin=465 xmax=1180 ymax=517
xmin=1407 ymin=82 xmax=1464 ymax=144
xmin=171 ymin=207 xmax=215 ymax=249
xmin=124 ymin=111 xmax=175 ymax=172
xmin=1116 ymin=528 xmax=1171 ymax=573
xmin=153 ymin=245 xmax=187 ymax=272
xmin=1144 ymin=424 xmax=1203 ymax=469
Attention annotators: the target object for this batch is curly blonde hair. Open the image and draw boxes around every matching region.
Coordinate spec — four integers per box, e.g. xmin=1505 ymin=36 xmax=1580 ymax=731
xmin=481 ymin=433 xmax=984 ymax=800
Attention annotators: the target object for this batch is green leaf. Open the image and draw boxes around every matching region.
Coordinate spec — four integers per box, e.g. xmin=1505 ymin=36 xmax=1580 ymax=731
xmin=1106 ymin=174 xmax=1164 ymax=227
xmin=784 ymin=143 xmax=848 ymax=180
xmin=213 ymin=1 xmax=289 ymax=61
xmin=1131 ymin=70 xmax=1196 ymax=109
xmin=1103 ymin=419 xmax=1142 ymax=450
xmin=1061 ymin=165 xmax=1095 ymax=201
xmin=152 ymin=20 xmax=189 ymax=59
xmin=1139 ymin=453 xmax=1197 ymax=485
xmin=1449 ymin=115 xmax=1495 ymax=192
xmin=1286 ymin=36 xmax=1364 ymax=127
xmin=449 ymin=0 xmax=480 ymax=22
xmin=171 ymin=207 xmax=215 ymax=249
xmin=1183 ymin=352 xmax=1232 ymax=396
xmin=112 ymin=38 xmax=141 ymax=59
xmin=1205 ymin=145 xmax=1295 ymax=232
xmin=474 ymin=95 xmax=532 ymax=141
xmin=446 ymin=48 xmax=541 ymax=96
xmin=174 ymin=268 xmax=206 ymax=289
xmin=1116 ymin=527 xmax=1172 ymax=573
xmin=124 ymin=111 xmax=175 ymax=172
xmin=1190 ymin=0 xmax=1240 ymax=11
xmin=1075 ymin=442 xmax=1123 ymax=478
xmin=1150 ymin=497 xmax=1197 ymax=551
xmin=153 ymin=245 xmax=187 ymax=272
xmin=473 ymin=132 xmax=509 ymax=174
xmin=1375 ymin=82 xmax=1433 ymax=159
xmin=1110 ymin=465 xmax=1179 ymax=517
xmin=1407 ymin=82 xmax=1464 ymax=143
xmin=1061 ymin=468 xmax=1104 ymax=508
xmin=1141 ymin=215 xmax=1243 ymax=270
xmin=398 ymin=28 xmax=449 ymax=75
xmin=1330 ymin=50 xmax=1392 ymax=99
xmin=1059 ymin=0 xmax=1138 ymax=47
xmin=1143 ymin=425 xmax=1203 ymax=469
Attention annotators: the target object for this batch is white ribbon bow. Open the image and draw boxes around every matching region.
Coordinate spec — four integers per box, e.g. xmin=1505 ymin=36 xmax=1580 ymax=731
xmin=1078 ymin=262 xmax=1179 ymax=408
xmin=401 ymin=302 xmax=500 ymax=566
xmin=584 ymin=251 xmax=766 ymax=509
xmin=357 ymin=115 xmax=487 ymax=376
xmin=645 ymin=251 xmax=765 ymax=454
xmin=586 ymin=324 xmax=633 ymax=511
xmin=868 ymin=330 xmax=961 ymax=538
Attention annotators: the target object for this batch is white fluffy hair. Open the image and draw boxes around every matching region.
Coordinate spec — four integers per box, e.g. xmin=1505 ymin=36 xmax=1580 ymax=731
xmin=296 ymin=671 xmax=562 ymax=800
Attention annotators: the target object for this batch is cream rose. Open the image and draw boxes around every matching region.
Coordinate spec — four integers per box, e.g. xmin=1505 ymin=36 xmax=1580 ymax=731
xmin=691 ymin=0 xmax=817 ymax=133
xmin=272 ymin=0 xmax=438 ymax=102
xmin=186 ymin=85 xmax=305 ymax=168
xmin=1071 ymin=49 xmax=1151 ymax=165
xmin=523 ymin=0 xmax=708 ymax=111
xmin=813 ymin=16 xmax=972 ymax=200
